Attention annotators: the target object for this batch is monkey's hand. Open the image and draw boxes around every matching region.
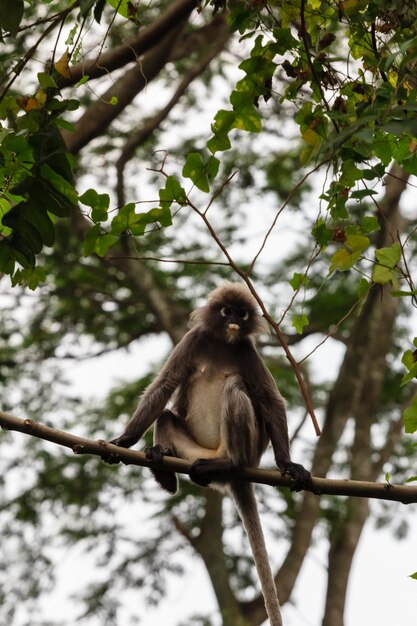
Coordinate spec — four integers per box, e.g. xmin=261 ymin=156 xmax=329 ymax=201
xmin=189 ymin=458 xmax=238 ymax=487
xmin=102 ymin=433 xmax=138 ymax=465
xmin=277 ymin=461 xmax=313 ymax=492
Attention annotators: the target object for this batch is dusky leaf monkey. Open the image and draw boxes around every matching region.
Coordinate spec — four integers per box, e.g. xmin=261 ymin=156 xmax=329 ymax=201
xmin=107 ymin=282 xmax=312 ymax=626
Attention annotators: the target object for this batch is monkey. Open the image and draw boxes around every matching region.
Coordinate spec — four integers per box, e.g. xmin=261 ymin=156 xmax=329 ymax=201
xmin=106 ymin=282 xmax=312 ymax=626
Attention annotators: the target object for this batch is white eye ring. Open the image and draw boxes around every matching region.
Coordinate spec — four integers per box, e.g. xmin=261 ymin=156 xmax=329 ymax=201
xmin=221 ymin=307 xmax=231 ymax=317
xmin=239 ymin=309 xmax=249 ymax=321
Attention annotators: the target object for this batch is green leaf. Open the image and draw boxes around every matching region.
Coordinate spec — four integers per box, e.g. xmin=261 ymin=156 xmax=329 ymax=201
xmin=105 ymin=0 xmax=133 ymax=18
xmin=19 ymin=220 xmax=43 ymax=254
xmin=312 ymin=220 xmax=332 ymax=247
xmin=11 ymin=235 xmax=35 ymax=268
xmin=143 ymin=207 xmax=172 ymax=228
xmin=0 ymin=0 xmax=24 ymax=36
xmin=289 ymin=272 xmax=308 ymax=291
xmin=95 ymin=234 xmax=118 ymax=257
xmin=405 ymin=476 xmax=417 ymax=483
xmin=182 ymin=153 xmax=219 ymax=193
xmin=55 ymin=119 xmax=76 ymax=133
xmin=110 ymin=203 xmax=137 ymax=235
xmin=372 ymin=241 xmax=401 ymax=285
xmin=345 ymin=234 xmax=370 ymax=253
xmin=79 ymin=188 xmax=110 ymax=222
xmin=94 ymin=0 xmax=106 ymax=22
xmin=37 ymin=72 xmax=58 ymax=89
xmin=403 ymin=395 xmax=417 ymax=434
xmin=401 ymin=349 xmax=417 ymax=385
xmin=75 ymin=75 xmax=90 ymax=87
xmin=0 ymin=240 xmax=15 ymax=274
xmin=362 ymin=216 xmax=380 ymax=234
xmin=230 ymin=90 xmax=262 ymax=132
xmin=82 ymin=224 xmax=101 ymax=256
xmin=350 ymin=188 xmax=378 ymax=200
xmin=375 ymin=242 xmax=401 ymax=268
xmin=111 ymin=204 xmax=172 ymax=236
xmin=164 ymin=176 xmax=187 ymax=205
xmin=206 ymin=157 xmax=220 ymax=185
xmin=80 ymin=0 xmax=96 ymax=18
xmin=23 ymin=204 xmax=55 ymax=248
xmin=272 ymin=27 xmax=299 ymax=54
xmin=409 ymin=572 xmax=417 ymax=580
xmin=330 ymin=249 xmax=361 ymax=272
xmin=207 ymin=110 xmax=235 ymax=154
xmin=0 ymin=198 xmax=12 ymax=235
xmin=391 ymin=289 xmax=417 ymax=297
xmin=11 ymin=266 xmax=46 ymax=290
xmin=40 ymin=164 xmax=78 ymax=205
xmin=292 ymin=313 xmax=309 ymax=334
xmin=371 ymin=264 xmax=395 ymax=285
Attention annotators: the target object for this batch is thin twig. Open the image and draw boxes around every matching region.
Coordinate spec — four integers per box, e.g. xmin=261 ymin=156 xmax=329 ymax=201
xmin=0 ymin=7 xmax=76 ymax=104
xmin=297 ymin=297 xmax=363 ymax=365
xmin=105 ymin=254 xmax=231 ymax=266
xmin=0 ymin=411 xmax=415 ymax=503
xmin=247 ymin=159 xmax=329 ymax=274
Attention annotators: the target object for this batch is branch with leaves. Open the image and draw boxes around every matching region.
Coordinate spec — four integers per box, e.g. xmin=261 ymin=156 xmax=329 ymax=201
xmin=1 ymin=411 xmax=416 ymax=504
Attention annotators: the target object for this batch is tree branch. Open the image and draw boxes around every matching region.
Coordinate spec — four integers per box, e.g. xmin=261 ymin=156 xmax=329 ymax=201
xmin=63 ymin=24 xmax=186 ymax=154
xmin=1 ymin=411 xmax=416 ymax=504
xmin=63 ymin=0 xmax=199 ymax=87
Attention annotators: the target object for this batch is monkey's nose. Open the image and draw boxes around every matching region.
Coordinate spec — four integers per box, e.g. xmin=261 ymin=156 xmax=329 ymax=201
xmin=228 ymin=323 xmax=240 ymax=333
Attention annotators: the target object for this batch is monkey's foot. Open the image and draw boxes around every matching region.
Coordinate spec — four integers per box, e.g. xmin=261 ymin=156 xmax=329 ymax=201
xmin=278 ymin=461 xmax=313 ymax=492
xmin=146 ymin=445 xmax=178 ymax=495
xmin=145 ymin=444 xmax=174 ymax=464
xmin=189 ymin=458 xmax=237 ymax=487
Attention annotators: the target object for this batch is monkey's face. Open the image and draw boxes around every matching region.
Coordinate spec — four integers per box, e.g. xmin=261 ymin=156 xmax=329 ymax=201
xmin=190 ymin=283 xmax=268 ymax=341
xmin=218 ymin=304 xmax=250 ymax=343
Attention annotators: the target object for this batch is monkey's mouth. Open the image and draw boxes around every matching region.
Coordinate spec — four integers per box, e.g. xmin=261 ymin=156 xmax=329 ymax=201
xmin=226 ymin=323 xmax=240 ymax=342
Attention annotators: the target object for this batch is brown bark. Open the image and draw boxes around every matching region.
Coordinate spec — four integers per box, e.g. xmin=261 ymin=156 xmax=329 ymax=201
xmin=63 ymin=14 xmax=228 ymax=155
xmin=63 ymin=25 xmax=185 ymax=154
xmin=64 ymin=0 xmax=200 ymax=86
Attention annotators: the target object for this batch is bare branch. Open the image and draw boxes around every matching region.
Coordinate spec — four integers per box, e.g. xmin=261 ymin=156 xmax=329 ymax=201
xmin=63 ymin=24 xmax=185 ymax=154
xmin=1 ymin=411 xmax=415 ymax=504
xmin=64 ymin=0 xmax=199 ymax=87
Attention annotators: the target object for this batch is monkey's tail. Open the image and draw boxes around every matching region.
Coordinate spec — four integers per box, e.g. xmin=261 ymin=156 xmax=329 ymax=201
xmin=230 ymin=482 xmax=283 ymax=626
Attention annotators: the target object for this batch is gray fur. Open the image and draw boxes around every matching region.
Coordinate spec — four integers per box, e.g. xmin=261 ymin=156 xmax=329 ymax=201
xmin=110 ymin=282 xmax=311 ymax=626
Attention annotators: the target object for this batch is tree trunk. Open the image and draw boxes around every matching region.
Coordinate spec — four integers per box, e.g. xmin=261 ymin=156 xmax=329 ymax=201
xmin=321 ymin=164 xmax=408 ymax=626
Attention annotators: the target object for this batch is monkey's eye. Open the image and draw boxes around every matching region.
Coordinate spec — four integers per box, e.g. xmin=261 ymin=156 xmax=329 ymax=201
xmin=239 ymin=309 xmax=249 ymax=321
xmin=221 ymin=306 xmax=232 ymax=317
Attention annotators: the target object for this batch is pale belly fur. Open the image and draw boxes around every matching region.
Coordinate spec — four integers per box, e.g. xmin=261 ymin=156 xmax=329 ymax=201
xmin=185 ymin=364 xmax=235 ymax=450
